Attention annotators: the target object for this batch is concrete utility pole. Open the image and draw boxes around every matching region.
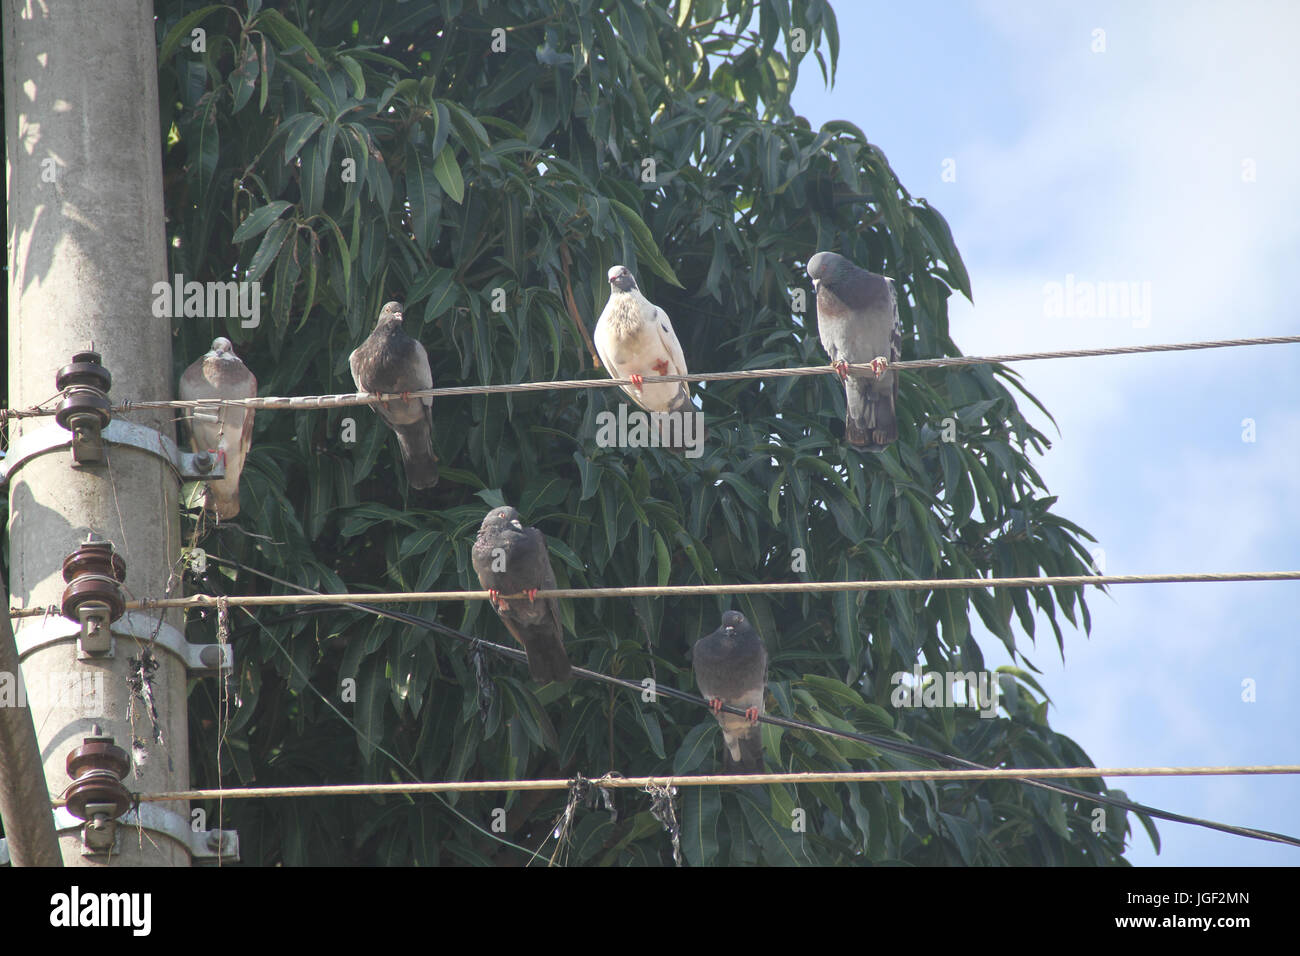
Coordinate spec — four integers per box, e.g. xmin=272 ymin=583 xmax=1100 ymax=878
xmin=4 ymin=0 xmax=190 ymax=865
xmin=0 ymin=569 xmax=62 ymax=866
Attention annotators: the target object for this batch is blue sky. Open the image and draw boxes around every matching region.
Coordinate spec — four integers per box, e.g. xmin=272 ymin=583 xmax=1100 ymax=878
xmin=791 ymin=0 xmax=1300 ymax=866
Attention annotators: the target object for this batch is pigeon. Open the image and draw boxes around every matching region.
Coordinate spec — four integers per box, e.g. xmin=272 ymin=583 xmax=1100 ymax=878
xmin=693 ymin=610 xmax=767 ymax=774
xmin=594 ymin=265 xmax=705 ymax=452
xmin=349 ymin=301 xmax=439 ymax=489
xmin=178 ymin=337 xmax=257 ymax=519
xmin=807 ymin=251 xmax=902 ymax=451
xmin=472 ymin=506 xmax=572 ymax=683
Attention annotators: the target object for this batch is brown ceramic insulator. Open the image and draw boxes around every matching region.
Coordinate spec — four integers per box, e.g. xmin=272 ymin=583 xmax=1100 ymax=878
xmin=53 ymin=350 xmax=113 ymax=433
xmin=60 ymin=540 xmax=127 ymax=623
xmin=64 ymin=735 xmax=132 ymax=821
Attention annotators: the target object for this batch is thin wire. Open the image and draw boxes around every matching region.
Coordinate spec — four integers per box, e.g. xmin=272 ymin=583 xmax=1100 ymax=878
xmin=13 ymin=569 xmax=1295 ymax=617
xmin=4 ymin=333 xmax=1299 ymax=419
xmin=181 ymin=555 xmax=1300 ymax=850
xmin=228 ymin=602 xmax=543 ymax=861
xmin=92 ymin=765 xmax=1300 ymax=803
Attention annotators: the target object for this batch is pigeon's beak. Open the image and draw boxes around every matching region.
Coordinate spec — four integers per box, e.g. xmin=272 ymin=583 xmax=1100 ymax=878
xmin=510 ymin=520 xmax=523 ymax=530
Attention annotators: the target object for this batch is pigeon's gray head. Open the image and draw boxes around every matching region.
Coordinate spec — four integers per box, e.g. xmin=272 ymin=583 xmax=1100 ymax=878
xmin=481 ymin=506 xmax=525 ymax=534
xmin=379 ymin=301 xmax=405 ymax=323
xmin=607 ymin=265 xmax=637 ymax=293
xmin=209 ymin=337 xmax=236 ymax=359
xmin=806 ymin=251 xmax=848 ymax=290
xmin=721 ymin=610 xmax=747 ymax=631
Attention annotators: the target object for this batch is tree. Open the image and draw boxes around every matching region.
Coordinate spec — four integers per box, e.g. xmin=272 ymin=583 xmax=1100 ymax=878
xmin=155 ymin=0 xmax=1145 ymax=865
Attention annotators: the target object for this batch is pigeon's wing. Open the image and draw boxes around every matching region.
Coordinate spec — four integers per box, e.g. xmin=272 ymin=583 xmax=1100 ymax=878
xmin=410 ymin=338 xmax=434 ymax=410
xmin=238 ymin=367 xmax=258 ymax=463
xmin=592 ymin=300 xmax=624 ymax=379
xmin=348 ymin=345 xmax=363 ymax=390
xmin=649 ymin=302 xmax=694 ymax=412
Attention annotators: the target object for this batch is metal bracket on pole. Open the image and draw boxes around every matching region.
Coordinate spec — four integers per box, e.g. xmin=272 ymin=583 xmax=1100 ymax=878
xmin=53 ymin=804 xmax=241 ymax=864
xmin=12 ymin=612 xmax=233 ymax=674
xmin=0 ymin=419 xmax=225 ymax=484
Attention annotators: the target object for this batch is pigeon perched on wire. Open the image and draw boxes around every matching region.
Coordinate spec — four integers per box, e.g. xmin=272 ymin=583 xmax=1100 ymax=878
xmin=807 ymin=251 xmax=902 ymax=450
xmin=349 ymin=301 xmax=439 ymax=489
xmin=594 ymin=265 xmax=705 ymax=453
xmin=178 ymin=337 xmax=257 ymax=519
xmin=693 ymin=610 xmax=767 ymax=774
xmin=472 ymin=506 xmax=572 ymax=684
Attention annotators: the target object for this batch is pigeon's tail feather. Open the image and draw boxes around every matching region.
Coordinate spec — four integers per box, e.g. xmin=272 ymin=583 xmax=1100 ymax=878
xmin=845 ymin=377 xmax=897 ymax=452
xmin=204 ymin=479 xmax=241 ymax=519
xmin=720 ymin=723 xmax=765 ymax=774
xmin=655 ymin=389 xmax=708 ymax=456
xmin=517 ymin=623 xmax=573 ymax=683
xmin=394 ymin=417 xmax=440 ymax=489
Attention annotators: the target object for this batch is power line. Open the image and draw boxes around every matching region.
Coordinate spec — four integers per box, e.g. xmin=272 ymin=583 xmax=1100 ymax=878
xmin=170 ymin=555 xmax=1300 ymax=850
xmin=4 ymin=333 xmax=1299 ymax=420
xmin=89 ymin=765 xmax=1300 ymax=804
xmin=12 ymin=569 xmax=1297 ymax=617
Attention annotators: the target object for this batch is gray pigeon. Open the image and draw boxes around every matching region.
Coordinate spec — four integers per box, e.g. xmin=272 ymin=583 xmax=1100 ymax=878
xmin=472 ymin=506 xmax=572 ymax=683
xmin=594 ymin=265 xmax=705 ymax=452
xmin=693 ymin=610 xmax=767 ymax=773
xmin=349 ymin=301 xmax=439 ymax=489
xmin=178 ymin=337 xmax=257 ymax=519
xmin=807 ymin=251 xmax=902 ymax=451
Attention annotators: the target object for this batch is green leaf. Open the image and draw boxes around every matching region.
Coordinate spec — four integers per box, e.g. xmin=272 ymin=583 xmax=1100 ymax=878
xmin=681 ymin=785 xmax=721 ymax=867
xmin=232 ymin=200 xmax=292 ymax=243
xmin=606 ymin=198 xmax=683 ymax=288
xmin=432 ymin=145 xmax=465 ymax=204
xmin=245 ymin=218 xmax=292 ymax=281
xmin=253 ymin=8 xmax=323 ymax=65
xmin=160 ymin=5 xmax=231 ymax=62
xmin=673 ymin=720 xmax=716 ymax=775
xmin=281 ymin=113 xmax=325 ymax=164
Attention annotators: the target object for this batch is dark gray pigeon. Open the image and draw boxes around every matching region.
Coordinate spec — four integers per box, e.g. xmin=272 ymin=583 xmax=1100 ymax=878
xmin=349 ymin=301 xmax=439 ymax=489
xmin=472 ymin=506 xmax=572 ymax=683
xmin=807 ymin=251 xmax=902 ymax=451
xmin=693 ymin=610 xmax=767 ymax=773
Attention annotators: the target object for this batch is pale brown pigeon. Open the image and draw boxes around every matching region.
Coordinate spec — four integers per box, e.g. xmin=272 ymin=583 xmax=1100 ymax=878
xmin=179 ymin=337 xmax=257 ymax=519
xmin=349 ymin=301 xmax=439 ymax=489
xmin=472 ymin=506 xmax=572 ymax=683
xmin=807 ymin=251 xmax=902 ymax=451
xmin=693 ymin=610 xmax=767 ymax=773
xmin=594 ymin=265 xmax=705 ymax=452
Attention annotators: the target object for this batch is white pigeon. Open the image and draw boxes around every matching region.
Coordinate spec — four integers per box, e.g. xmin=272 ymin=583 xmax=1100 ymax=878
xmin=178 ymin=337 xmax=257 ymax=518
xmin=593 ymin=265 xmax=703 ymax=450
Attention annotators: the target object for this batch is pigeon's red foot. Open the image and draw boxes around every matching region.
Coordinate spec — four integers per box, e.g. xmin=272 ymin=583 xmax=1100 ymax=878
xmin=709 ymin=698 xmax=724 ymax=714
xmin=833 ymin=360 xmax=850 ymax=381
xmin=210 ymin=448 xmax=227 ymax=467
xmin=526 ymin=588 xmax=538 ymax=604
xmin=487 ymin=589 xmax=503 ymax=611
xmin=744 ymin=707 xmax=760 ymax=724
xmin=400 ymin=391 xmax=412 ymax=402
xmin=630 ymin=373 xmax=644 ymax=393
xmin=869 ymin=357 xmax=889 ymax=377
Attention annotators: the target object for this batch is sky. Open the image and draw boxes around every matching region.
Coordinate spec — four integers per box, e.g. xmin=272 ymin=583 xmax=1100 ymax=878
xmin=791 ymin=0 xmax=1300 ymax=866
